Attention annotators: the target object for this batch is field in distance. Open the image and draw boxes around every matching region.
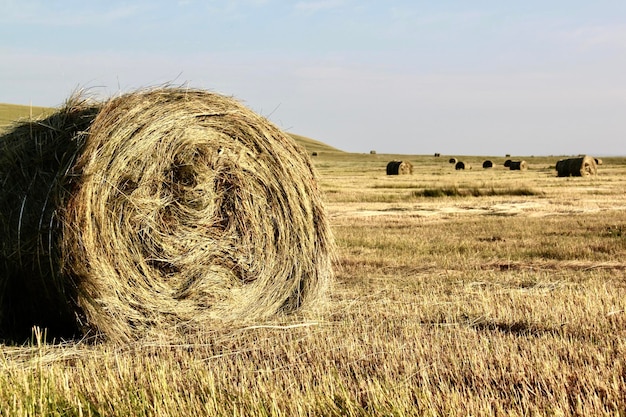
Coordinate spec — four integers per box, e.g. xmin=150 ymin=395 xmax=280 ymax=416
xmin=0 ymin=102 xmax=55 ymax=128
xmin=1 ymin=104 xmax=625 ymax=415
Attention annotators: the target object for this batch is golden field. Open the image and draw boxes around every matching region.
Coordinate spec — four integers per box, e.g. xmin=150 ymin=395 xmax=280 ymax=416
xmin=1 ymin=106 xmax=625 ymax=416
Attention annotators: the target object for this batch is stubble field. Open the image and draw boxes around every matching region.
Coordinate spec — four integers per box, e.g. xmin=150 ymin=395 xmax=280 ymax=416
xmin=0 ymin=116 xmax=625 ymax=415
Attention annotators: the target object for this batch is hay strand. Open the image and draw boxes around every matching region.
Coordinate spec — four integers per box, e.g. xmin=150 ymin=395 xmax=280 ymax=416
xmin=0 ymin=88 xmax=334 ymax=342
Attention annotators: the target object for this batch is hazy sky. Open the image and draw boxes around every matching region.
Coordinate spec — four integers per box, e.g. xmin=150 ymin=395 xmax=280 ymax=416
xmin=1 ymin=1 xmax=625 ymax=156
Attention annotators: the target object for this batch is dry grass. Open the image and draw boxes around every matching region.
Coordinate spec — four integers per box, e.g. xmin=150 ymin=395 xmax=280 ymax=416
xmin=0 ymin=103 xmax=53 ymax=130
xmin=557 ymin=155 xmax=598 ymax=177
xmin=1 ymin=143 xmax=625 ymax=415
xmin=0 ymin=88 xmax=334 ymax=342
xmin=386 ymin=160 xmax=413 ymax=175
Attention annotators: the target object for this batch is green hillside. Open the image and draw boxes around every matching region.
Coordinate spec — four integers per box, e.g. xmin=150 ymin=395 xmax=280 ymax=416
xmin=0 ymin=103 xmax=343 ymax=154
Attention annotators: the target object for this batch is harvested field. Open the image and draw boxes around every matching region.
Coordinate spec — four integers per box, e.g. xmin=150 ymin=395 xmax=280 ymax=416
xmin=1 ymin=128 xmax=626 ymax=415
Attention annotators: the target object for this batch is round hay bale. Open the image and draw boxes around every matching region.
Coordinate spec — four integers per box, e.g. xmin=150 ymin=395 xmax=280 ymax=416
xmin=482 ymin=160 xmax=493 ymax=169
xmin=449 ymin=158 xmax=457 ymax=164
xmin=503 ymin=159 xmax=512 ymax=168
xmin=555 ymin=159 xmax=564 ymax=173
xmin=455 ymin=161 xmax=466 ymax=170
xmin=594 ymin=158 xmax=603 ymax=165
xmin=556 ymin=155 xmax=597 ymax=177
xmin=0 ymin=88 xmax=334 ymax=342
xmin=386 ymin=160 xmax=413 ymax=175
xmin=370 ymin=150 xmax=377 ymax=155
xmin=434 ymin=153 xmax=440 ymax=157
xmin=509 ymin=160 xmax=527 ymax=171
xmin=311 ymin=151 xmax=318 ymax=157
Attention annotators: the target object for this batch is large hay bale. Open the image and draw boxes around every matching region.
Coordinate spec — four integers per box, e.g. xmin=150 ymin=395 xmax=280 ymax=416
xmin=594 ymin=158 xmax=603 ymax=165
xmin=455 ymin=161 xmax=467 ymax=170
xmin=503 ymin=159 xmax=512 ymax=168
xmin=556 ymin=155 xmax=597 ymax=177
xmin=0 ymin=88 xmax=334 ymax=342
xmin=509 ymin=160 xmax=527 ymax=170
xmin=449 ymin=158 xmax=457 ymax=164
xmin=482 ymin=160 xmax=493 ymax=169
xmin=386 ymin=160 xmax=413 ymax=175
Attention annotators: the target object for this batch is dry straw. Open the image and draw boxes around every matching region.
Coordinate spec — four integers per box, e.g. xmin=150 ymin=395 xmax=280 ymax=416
xmin=0 ymin=88 xmax=334 ymax=342
xmin=386 ymin=160 xmax=413 ymax=175
xmin=508 ymin=160 xmax=527 ymax=171
xmin=556 ymin=155 xmax=597 ymax=177
xmin=455 ymin=161 xmax=470 ymax=170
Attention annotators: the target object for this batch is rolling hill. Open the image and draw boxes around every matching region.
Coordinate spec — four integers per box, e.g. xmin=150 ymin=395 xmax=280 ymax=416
xmin=286 ymin=132 xmax=344 ymax=154
xmin=0 ymin=102 xmax=54 ymax=128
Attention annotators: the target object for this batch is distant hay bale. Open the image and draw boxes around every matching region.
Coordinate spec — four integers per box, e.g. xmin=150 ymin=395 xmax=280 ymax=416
xmin=505 ymin=154 xmax=511 ymax=157
xmin=386 ymin=160 xmax=413 ymax=175
xmin=434 ymin=153 xmax=440 ymax=157
xmin=556 ymin=155 xmax=597 ymax=177
xmin=482 ymin=160 xmax=493 ymax=169
xmin=449 ymin=158 xmax=457 ymax=164
xmin=455 ymin=161 xmax=467 ymax=170
xmin=311 ymin=151 xmax=318 ymax=156
xmin=509 ymin=160 xmax=527 ymax=171
xmin=503 ymin=159 xmax=512 ymax=168
xmin=0 ymin=88 xmax=334 ymax=342
xmin=370 ymin=150 xmax=377 ymax=155
xmin=594 ymin=158 xmax=603 ymax=165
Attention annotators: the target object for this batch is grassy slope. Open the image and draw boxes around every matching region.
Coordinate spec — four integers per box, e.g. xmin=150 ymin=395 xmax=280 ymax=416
xmin=287 ymin=132 xmax=344 ymax=154
xmin=0 ymin=103 xmax=54 ymax=129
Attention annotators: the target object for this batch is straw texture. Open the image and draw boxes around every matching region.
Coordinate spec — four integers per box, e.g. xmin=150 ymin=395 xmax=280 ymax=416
xmin=556 ymin=156 xmax=597 ymax=177
xmin=0 ymin=88 xmax=334 ymax=342
xmin=386 ymin=160 xmax=413 ymax=175
xmin=509 ymin=160 xmax=527 ymax=171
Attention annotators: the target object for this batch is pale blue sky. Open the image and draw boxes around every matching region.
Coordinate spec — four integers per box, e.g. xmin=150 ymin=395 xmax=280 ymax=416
xmin=1 ymin=0 xmax=625 ymax=155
